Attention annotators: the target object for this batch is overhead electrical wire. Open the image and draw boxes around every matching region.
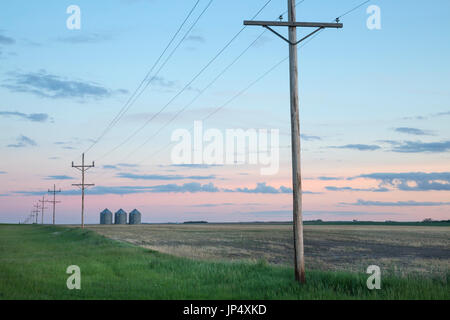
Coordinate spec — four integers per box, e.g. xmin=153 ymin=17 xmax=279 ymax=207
xmin=93 ymin=0 xmax=274 ymax=163
xmin=83 ymin=0 xmax=202 ymax=155
xmin=128 ymin=0 xmax=375 ymax=167
xmin=119 ymin=0 xmax=309 ymax=162
xmin=91 ymin=0 xmax=372 ymax=178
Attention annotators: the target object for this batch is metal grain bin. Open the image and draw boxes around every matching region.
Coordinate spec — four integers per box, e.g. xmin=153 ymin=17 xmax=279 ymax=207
xmin=129 ymin=209 xmax=141 ymax=225
xmin=114 ymin=209 xmax=127 ymax=224
xmin=100 ymin=208 xmax=113 ymax=225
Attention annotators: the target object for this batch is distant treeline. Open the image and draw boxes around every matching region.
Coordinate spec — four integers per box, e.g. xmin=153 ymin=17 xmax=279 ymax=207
xmin=183 ymin=221 xmax=208 ymax=224
xmin=304 ymin=219 xmax=450 ymax=227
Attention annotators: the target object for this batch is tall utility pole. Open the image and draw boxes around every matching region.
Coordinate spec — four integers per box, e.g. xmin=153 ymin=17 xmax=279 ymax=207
xmin=244 ymin=1 xmax=343 ymax=283
xmin=38 ymin=196 xmax=48 ymax=224
xmin=48 ymin=184 xmax=61 ymax=225
xmin=72 ymin=153 xmax=95 ymax=228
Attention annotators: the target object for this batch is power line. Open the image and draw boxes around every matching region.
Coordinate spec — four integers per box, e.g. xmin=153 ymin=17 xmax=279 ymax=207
xmin=90 ymin=0 xmax=368 ymax=177
xmin=98 ymin=4 xmax=324 ymax=172
xmin=120 ymin=1 xmax=309 ymax=162
xmin=135 ymin=55 xmax=289 ymax=167
xmin=93 ymin=0 xmax=273 ymax=163
xmin=83 ymin=0 xmax=202 ymax=155
xmin=126 ymin=0 xmax=368 ymax=167
xmin=336 ymin=0 xmax=371 ymax=20
xmin=123 ymin=31 xmax=268 ymax=162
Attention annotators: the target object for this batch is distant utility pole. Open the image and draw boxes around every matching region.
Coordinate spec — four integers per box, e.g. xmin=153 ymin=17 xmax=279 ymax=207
xmin=72 ymin=153 xmax=95 ymax=228
xmin=25 ymin=211 xmax=33 ymax=224
xmin=38 ymin=196 xmax=48 ymax=225
xmin=48 ymin=184 xmax=61 ymax=225
xmin=244 ymin=0 xmax=343 ymax=284
xmin=33 ymin=203 xmax=40 ymax=224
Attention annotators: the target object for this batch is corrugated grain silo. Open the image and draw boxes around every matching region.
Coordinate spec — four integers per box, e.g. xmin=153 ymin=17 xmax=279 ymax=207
xmin=114 ymin=209 xmax=127 ymax=224
xmin=129 ymin=209 xmax=142 ymax=225
xmin=100 ymin=208 xmax=113 ymax=224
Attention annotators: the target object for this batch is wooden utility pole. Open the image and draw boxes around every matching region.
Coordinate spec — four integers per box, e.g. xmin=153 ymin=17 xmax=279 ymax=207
xmin=48 ymin=184 xmax=61 ymax=225
xmin=33 ymin=203 xmax=40 ymax=224
xmin=38 ymin=196 xmax=48 ymax=224
xmin=244 ymin=0 xmax=343 ymax=283
xmin=72 ymin=153 xmax=95 ymax=228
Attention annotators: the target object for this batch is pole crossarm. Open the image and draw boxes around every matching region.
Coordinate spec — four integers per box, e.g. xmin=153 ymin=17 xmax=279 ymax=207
xmin=243 ymin=20 xmax=343 ymax=28
xmin=243 ymin=20 xmax=343 ymax=46
xmin=72 ymin=184 xmax=95 ymax=188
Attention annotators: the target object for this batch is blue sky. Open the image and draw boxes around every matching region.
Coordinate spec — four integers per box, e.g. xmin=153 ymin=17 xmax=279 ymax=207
xmin=0 ymin=0 xmax=449 ymax=223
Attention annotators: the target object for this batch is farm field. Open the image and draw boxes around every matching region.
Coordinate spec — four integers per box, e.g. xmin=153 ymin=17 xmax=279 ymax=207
xmin=0 ymin=224 xmax=448 ymax=300
xmin=88 ymin=223 xmax=450 ymax=277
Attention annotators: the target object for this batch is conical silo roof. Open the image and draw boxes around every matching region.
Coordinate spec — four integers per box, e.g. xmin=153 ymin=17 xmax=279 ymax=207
xmin=130 ymin=209 xmax=141 ymax=215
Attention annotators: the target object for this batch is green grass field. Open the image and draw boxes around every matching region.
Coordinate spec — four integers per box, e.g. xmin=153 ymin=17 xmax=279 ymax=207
xmin=0 ymin=224 xmax=448 ymax=300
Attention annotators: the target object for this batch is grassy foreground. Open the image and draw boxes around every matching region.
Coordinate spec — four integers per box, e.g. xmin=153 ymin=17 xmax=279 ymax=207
xmin=0 ymin=224 xmax=448 ymax=300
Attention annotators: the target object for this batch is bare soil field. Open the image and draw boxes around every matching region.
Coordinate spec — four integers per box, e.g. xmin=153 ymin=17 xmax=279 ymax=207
xmin=86 ymin=223 xmax=450 ymax=277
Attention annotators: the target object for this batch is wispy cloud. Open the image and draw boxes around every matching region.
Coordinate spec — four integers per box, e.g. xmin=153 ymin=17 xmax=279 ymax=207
xmin=0 ymin=110 xmax=49 ymax=122
xmin=185 ymin=35 xmax=205 ymax=43
xmin=55 ymin=33 xmax=111 ymax=44
xmin=317 ymin=176 xmax=345 ymax=181
xmin=117 ymin=163 xmax=139 ymax=168
xmin=7 ymin=135 xmax=37 ymax=148
xmin=54 ymin=137 xmax=96 ymax=150
xmin=116 ymin=172 xmax=216 ymax=180
xmin=330 ymin=144 xmax=381 ymax=151
xmin=45 ymin=175 xmax=74 ymax=180
xmin=13 ymin=182 xmax=305 ymax=196
xmin=301 ymin=134 xmax=321 ymax=141
xmin=394 ymin=127 xmax=433 ymax=136
xmin=190 ymin=203 xmax=234 ymax=208
xmin=151 ymin=76 xmax=176 ymax=89
xmin=225 ymin=182 xmax=292 ymax=194
xmin=391 ymin=140 xmax=450 ymax=153
xmin=0 ymin=34 xmax=15 ymax=45
xmin=103 ymin=165 xmax=118 ymax=170
xmin=166 ymin=164 xmax=223 ymax=169
xmin=93 ymin=183 xmax=219 ymax=194
xmin=3 ymin=70 xmax=127 ymax=100
xmin=14 ymin=182 xmax=220 ymax=196
xmin=356 ymin=172 xmax=450 ymax=191
xmin=433 ymin=111 xmax=450 ymax=117
xmin=376 ymin=139 xmax=401 ymax=146
xmin=342 ymin=199 xmax=450 ymax=207
xmin=103 ymin=163 xmax=140 ymax=170
xmin=326 ymin=186 xmax=389 ymax=192
xmin=400 ymin=110 xmax=450 ymax=120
